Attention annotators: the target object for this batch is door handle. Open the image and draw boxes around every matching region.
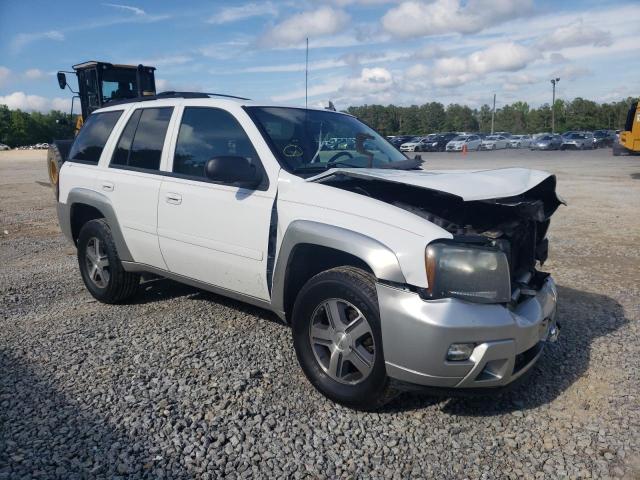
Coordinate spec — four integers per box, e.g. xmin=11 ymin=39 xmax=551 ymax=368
xmin=101 ymin=182 xmax=114 ymax=192
xmin=166 ymin=193 xmax=182 ymax=205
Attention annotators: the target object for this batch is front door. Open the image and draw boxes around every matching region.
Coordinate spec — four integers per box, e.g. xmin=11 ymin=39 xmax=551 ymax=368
xmin=157 ymin=106 xmax=275 ymax=300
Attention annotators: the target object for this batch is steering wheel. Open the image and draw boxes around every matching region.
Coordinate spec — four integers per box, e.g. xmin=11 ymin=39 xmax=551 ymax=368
xmin=327 ymin=151 xmax=354 ymax=164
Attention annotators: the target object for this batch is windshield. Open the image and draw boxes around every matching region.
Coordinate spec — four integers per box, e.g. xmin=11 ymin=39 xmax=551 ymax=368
xmin=246 ymin=107 xmax=411 ymax=173
xmin=485 ymin=136 xmax=500 ymax=141
xmin=452 ymin=135 xmax=468 ymax=141
xmin=567 ymin=133 xmax=583 ymax=139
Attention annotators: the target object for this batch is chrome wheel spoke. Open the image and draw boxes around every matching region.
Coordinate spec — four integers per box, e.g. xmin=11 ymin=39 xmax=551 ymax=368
xmin=323 ymin=300 xmax=344 ymax=329
xmin=96 ymin=255 xmax=109 ymax=269
xmin=328 ymin=349 xmax=343 ymax=379
xmin=346 ymin=316 xmax=370 ymax=341
xmin=348 ymin=347 xmax=374 ymax=376
xmin=89 ymin=264 xmax=99 ymax=281
xmin=310 ymin=324 xmax=334 ymax=345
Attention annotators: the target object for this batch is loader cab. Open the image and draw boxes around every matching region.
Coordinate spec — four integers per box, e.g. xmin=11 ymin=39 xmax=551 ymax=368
xmin=57 ymin=61 xmax=156 ymax=121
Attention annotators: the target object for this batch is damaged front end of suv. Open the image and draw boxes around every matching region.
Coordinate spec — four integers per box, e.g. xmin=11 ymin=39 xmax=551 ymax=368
xmin=307 ymin=167 xmax=564 ymax=391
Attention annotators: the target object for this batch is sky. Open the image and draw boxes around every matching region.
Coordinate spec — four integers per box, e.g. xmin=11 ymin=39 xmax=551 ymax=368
xmin=0 ymin=0 xmax=639 ymax=113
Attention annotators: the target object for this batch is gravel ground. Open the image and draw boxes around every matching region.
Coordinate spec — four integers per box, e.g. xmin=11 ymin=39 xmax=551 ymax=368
xmin=1 ymin=148 xmax=639 ymax=479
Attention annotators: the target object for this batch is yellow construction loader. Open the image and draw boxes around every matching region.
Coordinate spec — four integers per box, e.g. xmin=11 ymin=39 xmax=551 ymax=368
xmin=614 ymin=100 xmax=640 ymax=156
xmin=47 ymin=61 xmax=157 ymax=195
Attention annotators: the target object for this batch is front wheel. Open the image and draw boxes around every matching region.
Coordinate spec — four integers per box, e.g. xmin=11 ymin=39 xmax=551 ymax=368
xmin=292 ymin=266 xmax=396 ymax=410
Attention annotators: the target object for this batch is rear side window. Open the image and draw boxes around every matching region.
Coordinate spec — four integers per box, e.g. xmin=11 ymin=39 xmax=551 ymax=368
xmin=68 ymin=110 xmax=122 ymax=164
xmin=173 ymin=107 xmax=259 ymax=179
xmin=111 ymin=107 xmax=173 ymax=171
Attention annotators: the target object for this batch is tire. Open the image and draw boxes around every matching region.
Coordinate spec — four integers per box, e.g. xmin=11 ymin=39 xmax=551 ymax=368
xmin=291 ymin=266 xmax=396 ymax=410
xmin=77 ymin=219 xmax=140 ymax=304
xmin=47 ymin=140 xmax=73 ymax=200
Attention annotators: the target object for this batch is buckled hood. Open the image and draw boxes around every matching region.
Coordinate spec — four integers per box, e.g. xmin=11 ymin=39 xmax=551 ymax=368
xmin=307 ymin=167 xmax=565 ymax=203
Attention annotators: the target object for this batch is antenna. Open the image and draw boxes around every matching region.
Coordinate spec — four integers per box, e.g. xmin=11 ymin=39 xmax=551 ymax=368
xmin=305 ymin=37 xmax=309 ymax=109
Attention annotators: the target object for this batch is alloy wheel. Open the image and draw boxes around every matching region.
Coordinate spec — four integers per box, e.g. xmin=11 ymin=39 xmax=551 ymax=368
xmin=309 ymin=298 xmax=376 ymax=385
xmin=85 ymin=237 xmax=110 ymax=288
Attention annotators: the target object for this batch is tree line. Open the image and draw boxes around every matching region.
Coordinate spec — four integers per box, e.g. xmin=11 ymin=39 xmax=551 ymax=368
xmin=0 ymin=96 xmax=636 ymax=147
xmin=346 ymin=97 xmax=637 ymax=136
xmin=0 ymin=105 xmax=74 ymax=147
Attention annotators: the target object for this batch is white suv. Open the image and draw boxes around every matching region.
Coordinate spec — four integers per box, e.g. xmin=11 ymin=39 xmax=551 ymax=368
xmin=55 ymin=93 xmax=562 ymax=409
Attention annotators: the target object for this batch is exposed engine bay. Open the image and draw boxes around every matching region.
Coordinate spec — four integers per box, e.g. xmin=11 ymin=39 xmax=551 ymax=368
xmin=318 ymin=173 xmax=563 ymax=301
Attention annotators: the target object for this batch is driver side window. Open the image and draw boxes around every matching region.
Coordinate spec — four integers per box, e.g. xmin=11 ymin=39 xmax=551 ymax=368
xmin=173 ymin=107 xmax=259 ymax=179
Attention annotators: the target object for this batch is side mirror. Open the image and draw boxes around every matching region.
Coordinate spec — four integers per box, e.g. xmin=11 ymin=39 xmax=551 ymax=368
xmin=204 ymin=156 xmax=262 ymax=189
xmin=57 ymin=72 xmax=67 ymax=90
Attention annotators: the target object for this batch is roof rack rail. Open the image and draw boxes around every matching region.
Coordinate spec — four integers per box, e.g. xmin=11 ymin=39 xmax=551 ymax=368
xmin=157 ymin=91 xmax=251 ymax=101
xmin=102 ymin=91 xmax=251 ymax=108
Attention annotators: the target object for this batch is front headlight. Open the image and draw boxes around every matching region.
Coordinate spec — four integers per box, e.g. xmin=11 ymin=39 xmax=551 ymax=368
xmin=425 ymin=242 xmax=511 ymax=303
xmin=431 ymin=142 xmax=438 ymax=146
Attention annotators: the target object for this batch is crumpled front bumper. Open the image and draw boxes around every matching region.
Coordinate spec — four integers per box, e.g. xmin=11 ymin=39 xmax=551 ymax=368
xmin=377 ymin=277 xmax=558 ymax=389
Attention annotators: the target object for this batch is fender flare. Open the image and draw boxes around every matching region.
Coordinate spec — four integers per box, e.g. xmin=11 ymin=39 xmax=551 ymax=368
xmin=61 ymin=188 xmax=133 ymax=261
xmin=270 ymin=220 xmax=406 ymax=316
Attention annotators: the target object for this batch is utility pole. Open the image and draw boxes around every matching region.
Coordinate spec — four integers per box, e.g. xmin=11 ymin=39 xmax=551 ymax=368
xmin=490 ymin=93 xmax=496 ymax=134
xmin=305 ymin=38 xmax=309 ymax=109
xmin=550 ymin=78 xmax=560 ymax=133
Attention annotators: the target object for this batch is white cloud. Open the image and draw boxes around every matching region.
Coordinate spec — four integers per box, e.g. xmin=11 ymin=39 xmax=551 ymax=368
xmin=382 ymin=0 xmax=532 ymax=38
xmin=208 ymin=2 xmax=278 ymax=24
xmin=405 ymin=63 xmax=429 ymax=79
xmin=235 ymin=50 xmax=409 ymax=74
xmin=549 ymin=52 xmax=568 ymax=64
xmin=24 ymin=69 xmax=46 ymax=80
xmin=0 ymin=92 xmax=71 ymax=112
xmin=10 ymin=30 xmax=64 ymax=54
xmin=271 ymin=67 xmax=396 ymax=104
xmin=103 ymin=3 xmax=146 ymax=16
xmin=538 ymin=20 xmax=612 ymax=50
xmin=432 ymin=42 xmax=540 ymax=87
xmin=134 ymin=55 xmax=193 ymax=67
xmin=552 ymin=64 xmax=591 ymax=81
xmin=0 ymin=67 xmax=11 ymax=87
xmin=259 ymin=7 xmax=350 ymax=48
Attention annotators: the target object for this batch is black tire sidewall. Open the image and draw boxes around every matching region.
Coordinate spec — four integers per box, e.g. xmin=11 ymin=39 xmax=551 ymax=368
xmin=292 ymin=271 xmax=389 ymax=408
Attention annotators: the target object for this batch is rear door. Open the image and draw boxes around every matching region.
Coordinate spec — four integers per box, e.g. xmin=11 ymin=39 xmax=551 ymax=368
xmin=98 ymin=105 xmax=176 ymax=269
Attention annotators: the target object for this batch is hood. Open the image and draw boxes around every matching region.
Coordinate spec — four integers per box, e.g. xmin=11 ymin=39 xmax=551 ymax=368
xmin=307 ymin=167 xmax=564 ymax=203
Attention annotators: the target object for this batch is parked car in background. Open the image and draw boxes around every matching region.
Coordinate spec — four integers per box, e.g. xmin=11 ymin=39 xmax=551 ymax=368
xmin=0 ymin=143 xmax=10 ymax=151
xmin=494 ymin=132 xmax=512 ymax=138
xmin=561 ymin=132 xmax=594 ymax=150
xmin=531 ymin=134 xmax=563 ymax=150
xmin=421 ymin=133 xmax=458 ymax=152
xmin=509 ymin=135 xmax=533 ymax=148
xmin=389 ymin=135 xmax=416 ymax=149
xmin=400 ymin=135 xmax=434 ymax=152
xmin=480 ymin=135 xmax=509 ymax=150
xmin=593 ymin=130 xmax=616 ymax=148
xmin=446 ymin=134 xmax=482 ymax=152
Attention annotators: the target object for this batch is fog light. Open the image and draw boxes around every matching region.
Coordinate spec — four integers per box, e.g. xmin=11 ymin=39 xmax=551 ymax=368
xmin=446 ymin=343 xmax=475 ymax=361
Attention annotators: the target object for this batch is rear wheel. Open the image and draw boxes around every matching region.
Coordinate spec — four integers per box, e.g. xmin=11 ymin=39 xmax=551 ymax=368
xmin=292 ymin=266 xmax=396 ymax=410
xmin=77 ymin=219 xmax=140 ymax=303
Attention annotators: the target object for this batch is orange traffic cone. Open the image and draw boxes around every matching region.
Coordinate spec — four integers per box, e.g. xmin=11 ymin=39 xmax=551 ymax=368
xmin=462 ymin=144 xmax=468 ymax=156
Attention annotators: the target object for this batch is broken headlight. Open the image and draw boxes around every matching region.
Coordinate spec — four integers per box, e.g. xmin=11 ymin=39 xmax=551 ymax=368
xmin=425 ymin=242 xmax=511 ymax=304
